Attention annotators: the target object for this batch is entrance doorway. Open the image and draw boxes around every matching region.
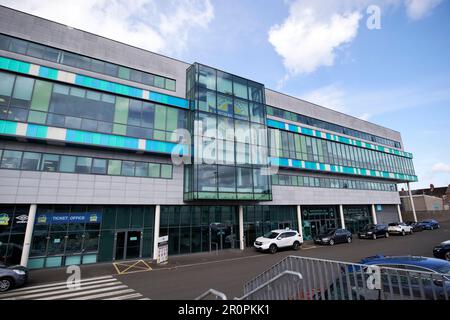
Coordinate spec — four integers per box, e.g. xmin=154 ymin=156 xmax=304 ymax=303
xmin=114 ymin=230 xmax=142 ymax=261
xmin=209 ymin=223 xmax=237 ymax=251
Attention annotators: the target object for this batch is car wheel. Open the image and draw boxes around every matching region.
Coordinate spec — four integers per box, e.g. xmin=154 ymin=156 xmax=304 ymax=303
xmin=385 ymin=232 xmax=389 ymax=238
xmin=329 ymin=239 xmax=335 ymax=246
xmin=347 ymin=237 xmax=352 ymax=243
xmin=292 ymin=241 xmax=300 ymax=251
xmin=410 ymin=229 xmax=413 ymax=235
xmin=437 ymin=225 xmax=440 ymax=229
xmin=269 ymin=244 xmax=277 ymax=254
xmin=445 ymin=252 xmax=450 ymax=261
xmin=401 ymin=230 xmax=405 ymax=236
xmin=0 ymin=278 xmax=13 ymax=292
xmin=372 ymin=234 xmax=377 ymax=240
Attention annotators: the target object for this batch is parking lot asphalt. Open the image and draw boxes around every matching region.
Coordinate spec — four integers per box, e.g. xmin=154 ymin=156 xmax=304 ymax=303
xmin=118 ymin=220 xmax=450 ymax=299
xmin=12 ymin=220 xmax=450 ymax=299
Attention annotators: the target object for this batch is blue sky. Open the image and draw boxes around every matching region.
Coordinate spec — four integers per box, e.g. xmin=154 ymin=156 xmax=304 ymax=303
xmin=2 ymin=0 xmax=449 ymax=189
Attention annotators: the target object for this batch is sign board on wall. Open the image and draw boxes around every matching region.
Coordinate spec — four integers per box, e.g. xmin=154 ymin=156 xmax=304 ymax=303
xmin=35 ymin=212 xmax=102 ymax=225
xmin=157 ymin=235 xmax=169 ymax=264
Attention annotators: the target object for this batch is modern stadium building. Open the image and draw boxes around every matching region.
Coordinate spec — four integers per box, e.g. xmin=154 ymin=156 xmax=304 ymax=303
xmin=0 ymin=6 xmax=418 ymax=269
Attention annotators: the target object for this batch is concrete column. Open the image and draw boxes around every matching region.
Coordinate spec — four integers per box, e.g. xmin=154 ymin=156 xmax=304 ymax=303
xmin=407 ymin=182 xmax=417 ymax=222
xmin=397 ymin=204 xmax=403 ymax=223
xmin=152 ymin=205 xmax=161 ymax=260
xmin=296 ymin=205 xmax=303 ymax=238
xmin=371 ymin=204 xmax=378 ymax=225
xmin=20 ymin=204 xmax=37 ymax=267
xmin=239 ymin=206 xmax=244 ymax=250
xmin=339 ymin=205 xmax=345 ymax=229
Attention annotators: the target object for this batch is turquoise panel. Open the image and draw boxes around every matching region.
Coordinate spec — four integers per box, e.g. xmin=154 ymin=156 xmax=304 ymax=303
xmin=26 ymin=124 xmax=48 ymax=138
xmin=65 ymin=255 xmax=82 ymax=266
xmin=292 ymin=159 xmax=301 ymax=168
xmin=266 ymin=119 xmax=285 ymax=129
xmin=301 ymin=127 xmax=313 ymax=135
xmin=149 ymin=91 xmax=189 ymax=109
xmin=45 ymin=256 xmax=62 ymax=268
xmin=27 ymin=258 xmax=45 ymax=269
xmin=0 ymin=56 xmax=30 ymax=74
xmin=82 ymin=254 xmax=97 ymax=264
xmin=38 ymin=66 xmax=58 ymax=80
xmin=0 ymin=120 xmax=17 ymax=135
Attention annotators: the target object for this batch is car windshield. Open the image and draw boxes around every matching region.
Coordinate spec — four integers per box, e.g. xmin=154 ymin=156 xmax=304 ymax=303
xmin=263 ymin=232 xmax=279 ymax=239
xmin=388 ymin=223 xmax=398 ymax=226
xmin=325 ymin=229 xmax=336 ymax=235
xmin=363 ymin=225 xmax=375 ymax=231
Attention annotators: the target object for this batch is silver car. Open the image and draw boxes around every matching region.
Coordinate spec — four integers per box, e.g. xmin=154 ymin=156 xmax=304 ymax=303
xmin=0 ymin=265 xmax=29 ymax=292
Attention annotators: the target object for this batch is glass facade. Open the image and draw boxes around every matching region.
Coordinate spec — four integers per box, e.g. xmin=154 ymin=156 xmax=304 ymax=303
xmin=273 ymin=173 xmax=397 ymax=192
xmin=28 ymin=205 xmax=155 ymax=269
xmin=343 ymin=205 xmax=372 ymax=234
xmin=0 ymin=33 xmax=176 ymax=92
xmin=0 ymin=205 xmax=29 ymax=265
xmin=269 ymin=128 xmax=415 ymax=176
xmin=159 ymin=206 xmax=239 ymax=255
xmin=0 ymin=71 xmax=187 ymax=142
xmin=301 ymin=206 xmax=340 ymax=241
xmin=267 ymin=105 xmax=401 ymax=149
xmin=184 ymin=64 xmax=271 ymax=201
xmin=0 ymin=149 xmax=172 ymax=179
xmin=243 ymin=206 xmax=298 ymax=247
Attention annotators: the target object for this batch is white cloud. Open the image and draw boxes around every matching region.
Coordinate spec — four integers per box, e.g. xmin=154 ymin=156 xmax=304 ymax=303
xmin=0 ymin=0 xmax=214 ymax=56
xmin=268 ymin=1 xmax=362 ymax=75
xmin=269 ymin=0 xmax=444 ymax=78
xmin=432 ymin=162 xmax=450 ymax=173
xmin=404 ymin=0 xmax=443 ymax=20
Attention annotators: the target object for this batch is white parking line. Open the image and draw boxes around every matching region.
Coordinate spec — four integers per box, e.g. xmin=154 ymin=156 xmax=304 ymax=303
xmin=70 ymin=289 xmax=136 ymax=300
xmin=7 ymin=275 xmax=114 ymax=292
xmin=0 ymin=278 xmax=118 ymax=298
xmin=37 ymin=285 xmax=128 ymax=300
xmin=103 ymin=293 xmax=144 ymax=300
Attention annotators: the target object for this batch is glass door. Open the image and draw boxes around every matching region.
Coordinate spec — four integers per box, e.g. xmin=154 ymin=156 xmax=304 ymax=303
xmin=115 ymin=231 xmax=126 ymax=260
xmin=114 ymin=230 xmax=142 ymax=261
xmin=125 ymin=231 xmax=141 ymax=259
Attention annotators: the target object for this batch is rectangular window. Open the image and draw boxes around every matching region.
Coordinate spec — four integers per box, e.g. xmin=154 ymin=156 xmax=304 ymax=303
xmin=135 ymin=162 xmax=148 ymax=177
xmin=114 ymin=97 xmax=129 ymax=124
xmin=41 ymin=154 xmax=59 ymax=172
xmin=234 ymin=98 xmax=249 ymax=120
xmin=1 ymin=150 xmax=22 ymax=169
xmin=27 ymin=110 xmax=47 ymax=124
xmin=121 ymin=161 xmax=135 ymax=176
xmin=233 ymin=77 xmax=248 ymax=100
xmin=11 ymin=76 xmax=34 ymax=108
xmin=0 ymin=73 xmax=15 ymax=106
xmin=21 ymin=152 xmax=41 ymax=170
xmin=118 ymin=66 xmax=130 ymax=80
xmin=148 ymin=163 xmax=161 ymax=178
xmin=217 ymin=70 xmax=232 ymax=95
xmin=161 ymin=164 xmax=172 ymax=179
xmin=59 ymin=155 xmax=76 ymax=173
xmin=154 ymin=105 xmax=167 ymax=131
xmin=92 ymin=158 xmax=107 ymax=174
xmin=108 ymin=159 xmax=121 ymax=175
xmin=75 ymin=157 xmax=92 ymax=174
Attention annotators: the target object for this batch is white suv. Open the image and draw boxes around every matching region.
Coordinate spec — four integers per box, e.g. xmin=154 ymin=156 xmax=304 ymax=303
xmin=388 ymin=222 xmax=413 ymax=236
xmin=254 ymin=229 xmax=303 ymax=254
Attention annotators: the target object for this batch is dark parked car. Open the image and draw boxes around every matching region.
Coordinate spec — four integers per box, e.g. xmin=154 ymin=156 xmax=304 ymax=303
xmin=314 ymin=228 xmax=352 ymax=246
xmin=405 ymin=221 xmax=423 ymax=232
xmin=358 ymin=224 xmax=389 ymax=240
xmin=434 ymin=240 xmax=450 ymax=261
xmin=419 ymin=219 xmax=440 ymax=230
xmin=0 ymin=264 xmax=29 ymax=292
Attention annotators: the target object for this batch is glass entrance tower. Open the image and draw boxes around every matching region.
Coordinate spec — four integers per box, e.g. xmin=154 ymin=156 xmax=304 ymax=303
xmin=184 ymin=63 xmax=272 ymax=201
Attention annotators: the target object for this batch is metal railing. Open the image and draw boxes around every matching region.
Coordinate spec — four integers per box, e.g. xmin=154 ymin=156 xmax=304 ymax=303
xmin=244 ymin=256 xmax=450 ymax=300
xmin=195 ymin=289 xmax=228 ymax=300
xmin=236 ymin=271 xmax=303 ymax=300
